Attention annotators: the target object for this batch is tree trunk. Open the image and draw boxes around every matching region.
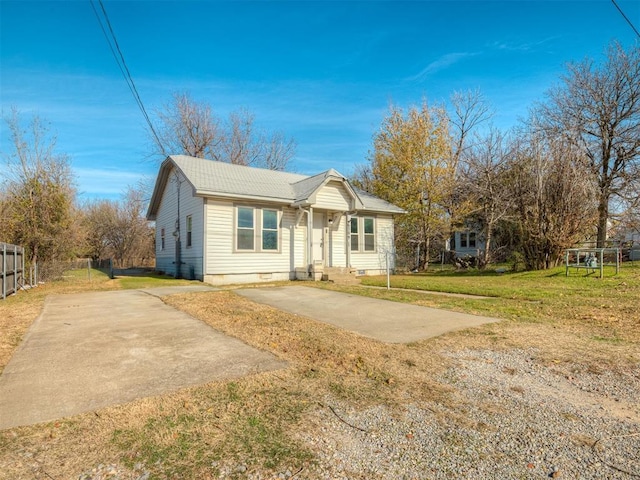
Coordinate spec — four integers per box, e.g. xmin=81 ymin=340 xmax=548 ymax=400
xmin=597 ymin=194 xmax=609 ymax=248
xmin=482 ymin=225 xmax=492 ymax=268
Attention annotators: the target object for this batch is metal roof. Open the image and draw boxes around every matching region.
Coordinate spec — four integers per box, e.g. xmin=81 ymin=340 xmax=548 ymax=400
xmin=147 ymin=155 xmax=404 ymax=219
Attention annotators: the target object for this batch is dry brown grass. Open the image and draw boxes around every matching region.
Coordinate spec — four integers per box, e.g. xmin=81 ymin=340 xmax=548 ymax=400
xmin=1 ymin=267 xmax=639 ymax=479
xmin=0 ymin=274 xmax=120 ymax=374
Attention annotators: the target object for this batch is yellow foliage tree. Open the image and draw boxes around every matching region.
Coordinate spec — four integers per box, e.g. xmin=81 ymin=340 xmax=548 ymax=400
xmin=370 ymin=103 xmax=454 ymax=269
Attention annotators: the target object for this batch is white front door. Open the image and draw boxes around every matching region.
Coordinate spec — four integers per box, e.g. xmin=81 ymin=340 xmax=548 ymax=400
xmin=312 ymin=212 xmax=325 ymax=265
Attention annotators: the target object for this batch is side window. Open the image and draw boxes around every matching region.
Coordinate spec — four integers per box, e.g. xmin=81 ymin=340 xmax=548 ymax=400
xmin=364 ymin=217 xmax=375 ymax=251
xmin=160 ymin=228 xmax=165 ymax=250
xmin=460 ymin=233 xmax=468 ymax=248
xmin=186 ymin=215 xmax=192 ymax=247
xmin=350 ymin=217 xmax=359 ymax=251
xmin=469 ymin=232 xmax=476 ymax=248
xmin=262 ymin=209 xmax=278 ymax=250
xmin=237 ymin=207 xmax=255 ymax=250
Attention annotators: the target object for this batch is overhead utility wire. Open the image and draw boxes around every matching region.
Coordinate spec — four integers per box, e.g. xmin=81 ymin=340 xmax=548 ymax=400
xmin=611 ymin=0 xmax=640 ymax=39
xmin=89 ymin=0 xmax=165 ymax=153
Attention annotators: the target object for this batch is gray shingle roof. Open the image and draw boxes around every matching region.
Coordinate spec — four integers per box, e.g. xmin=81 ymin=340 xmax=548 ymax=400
xmin=147 ymin=155 xmax=404 ymax=219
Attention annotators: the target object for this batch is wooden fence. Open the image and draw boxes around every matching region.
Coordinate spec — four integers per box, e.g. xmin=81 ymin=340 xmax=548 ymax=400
xmin=1 ymin=242 xmax=25 ymax=300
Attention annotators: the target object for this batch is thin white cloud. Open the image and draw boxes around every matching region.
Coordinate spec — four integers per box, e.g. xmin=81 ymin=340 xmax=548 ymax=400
xmin=74 ymin=167 xmax=147 ymax=198
xmin=486 ymin=36 xmax=560 ymax=52
xmin=406 ymin=52 xmax=478 ymax=82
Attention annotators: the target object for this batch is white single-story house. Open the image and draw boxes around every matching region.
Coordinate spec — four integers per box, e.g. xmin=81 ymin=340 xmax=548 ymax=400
xmin=146 ymin=155 xmax=404 ymax=285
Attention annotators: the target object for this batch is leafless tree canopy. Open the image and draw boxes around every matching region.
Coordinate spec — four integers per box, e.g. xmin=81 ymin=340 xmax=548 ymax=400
xmin=507 ymin=132 xmax=598 ymax=269
xmin=149 ymin=92 xmax=296 ymax=171
xmin=460 ymin=127 xmax=513 ymax=266
xmin=536 ymin=41 xmax=640 ymax=247
xmin=81 ymin=187 xmax=154 ymax=268
xmin=450 ymin=89 xmax=494 ymax=170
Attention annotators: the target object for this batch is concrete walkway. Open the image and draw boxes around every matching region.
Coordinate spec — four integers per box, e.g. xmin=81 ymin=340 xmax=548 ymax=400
xmin=236 ymin=286 xmax=499 ymax=344
xmin=0 ymin=287 xmax=286 ymax=430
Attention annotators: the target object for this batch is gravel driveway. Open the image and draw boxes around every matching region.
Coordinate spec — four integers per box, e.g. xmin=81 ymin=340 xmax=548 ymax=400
xmin=290 ymin=348 xmax=640 ymax=479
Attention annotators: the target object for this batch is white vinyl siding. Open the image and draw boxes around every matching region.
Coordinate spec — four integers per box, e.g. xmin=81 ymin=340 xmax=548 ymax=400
xmin=206 ymin=200 xmax=297 ymax=275
xmin=350 ymin=215 xmax=395 ymax=272
xmin=154 ymin=168 xmax=204 ymax=279
xmin=313 ymin=181 xmax=352 ymax=210
xmin=327 ymin=215 xmax=346 ymax=267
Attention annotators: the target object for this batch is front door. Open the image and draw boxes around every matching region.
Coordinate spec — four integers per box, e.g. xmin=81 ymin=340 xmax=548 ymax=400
xmin=312 ymin=212 xmax=325 ymax=265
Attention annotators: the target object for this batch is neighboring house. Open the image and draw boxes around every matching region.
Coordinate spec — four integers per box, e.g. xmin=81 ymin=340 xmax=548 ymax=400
xmin=146 ymin=155 xmax=404 ymax=285
xmin=447 ymin=230 xmax=486 ymax=258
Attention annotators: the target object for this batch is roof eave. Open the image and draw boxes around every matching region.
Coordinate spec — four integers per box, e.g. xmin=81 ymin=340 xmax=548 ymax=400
xmin=195 ymin=190 xmax=294 ymax=204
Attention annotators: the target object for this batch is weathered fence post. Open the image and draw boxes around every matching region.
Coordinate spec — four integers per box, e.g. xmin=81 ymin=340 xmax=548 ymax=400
xmin=2 ymin=243 xmax=6 ymax=300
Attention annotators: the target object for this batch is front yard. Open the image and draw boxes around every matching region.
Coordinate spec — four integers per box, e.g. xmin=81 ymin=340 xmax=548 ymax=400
xmin=0 ymin=266 xmax=638 ymax=479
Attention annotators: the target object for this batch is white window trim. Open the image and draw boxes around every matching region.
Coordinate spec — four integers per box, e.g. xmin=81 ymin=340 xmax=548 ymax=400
xmin=234 ymin=205 xmax=281 ymax=253
xmin=350 ymin=216 xmax=376 ymax=253
xmin=261 ymin=208 xmax=280 ymax=251
xmin=186 ymin=215 xmax=193 ymax=248
xmin=235 ymin=206 xmax=256 ymax=251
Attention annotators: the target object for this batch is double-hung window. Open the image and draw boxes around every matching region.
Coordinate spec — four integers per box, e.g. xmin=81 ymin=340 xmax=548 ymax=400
xmin=186 ymin=215 xmax=192 ymax=247
xmin=236 ymin=206 xmax=279 ymax=252
xmin=460 ymin=232 xmax=476 ymax=249
xmin=237 ymin=207 xmax=255 ymax=250
xmin=350 ymin=216 xmax=376 ymax=252
xmin=262 ymin=209 xmax=279 ymax=250
xmin=363 ymin=217 xmax=375 ymax=251
xmin=350 ymin=217 xmax=359 ymax=251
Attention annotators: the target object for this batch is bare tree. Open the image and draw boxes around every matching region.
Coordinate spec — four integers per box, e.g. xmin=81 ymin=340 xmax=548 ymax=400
xmin=81 ymin=187 xmax=154 ymax=267
xmin=149 ymin=92 xmax=295 ymax=171
xmin=460 ymin=127 xmax=513 ymax=267
xmin=507 ymin=132 xmax=598 ymax=269
xmin=449 ymin=89 xmax=493 ymax=170
xmin=1 ymin=109 xmax=77 ymax=266
xmin=537 ymin=41 xmax=640 ymax=247
xmin=261 ymin=130 xmax=296 ymax=171
xmin=152 ymin=92 xmax=222 ymax=160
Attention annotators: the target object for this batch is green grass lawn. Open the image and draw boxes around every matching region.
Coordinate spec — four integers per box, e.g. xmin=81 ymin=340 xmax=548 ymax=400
xmin=311 ymin=263 xmax=640 ymax=345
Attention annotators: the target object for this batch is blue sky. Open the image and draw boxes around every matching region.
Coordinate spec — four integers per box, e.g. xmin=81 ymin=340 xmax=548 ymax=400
xmin=1 ymin=0 xmax=638 ymax=200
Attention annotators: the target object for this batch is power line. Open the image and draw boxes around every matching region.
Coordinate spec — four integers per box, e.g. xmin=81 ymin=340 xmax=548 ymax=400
xmin=89 ymin=0 xmax=165 ymax=154
xmin=611 ymin=0 xmax=640 ymax=39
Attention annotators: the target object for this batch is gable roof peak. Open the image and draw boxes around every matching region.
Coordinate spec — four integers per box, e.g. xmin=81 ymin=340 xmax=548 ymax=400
xmin=323 ymin=168 xmax=344 ymax=179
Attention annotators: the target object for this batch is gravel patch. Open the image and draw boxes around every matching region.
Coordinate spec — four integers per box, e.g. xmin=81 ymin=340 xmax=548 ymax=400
xmin=294 ymin=348 xmax=640 ymax=479
xmin=76 ymin=349 xmax=639 ymax=479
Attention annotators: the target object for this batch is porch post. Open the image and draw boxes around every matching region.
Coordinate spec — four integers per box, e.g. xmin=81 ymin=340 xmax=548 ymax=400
xmin=345 ymin=213 xmax=351 ymax=268
xmin=307 ymin=207 xmax=314 ymax=270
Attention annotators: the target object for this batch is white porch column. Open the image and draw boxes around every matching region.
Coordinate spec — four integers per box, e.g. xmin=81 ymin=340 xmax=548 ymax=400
xmin=307 ymin=206 xmax=314 ymax=269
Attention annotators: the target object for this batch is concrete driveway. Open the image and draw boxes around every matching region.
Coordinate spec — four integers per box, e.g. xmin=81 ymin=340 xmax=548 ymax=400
xmin=236 ymin=286 xmax=499 ymax=343
xmin=0 ymin=286 xmax=287 ymax=430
